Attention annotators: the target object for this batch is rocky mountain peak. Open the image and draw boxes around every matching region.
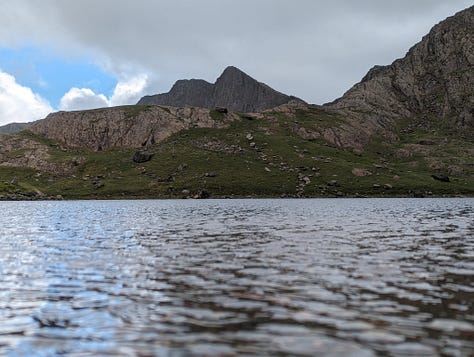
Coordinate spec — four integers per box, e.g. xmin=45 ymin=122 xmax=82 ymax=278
xmin=218 ymin=65 xmax=248 ymax=79
xmin=138 ymin=66 xmax=302 ymax=112
xmin=327 ymin=5 xmax=474 ymax=132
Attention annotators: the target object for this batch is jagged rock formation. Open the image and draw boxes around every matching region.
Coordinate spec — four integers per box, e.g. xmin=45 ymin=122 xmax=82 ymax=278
xmin=327 ymin=5 xmax=474 ymax=133
xmin=138 ymin=66 xmax=302 ymax=112
xmin=30 ymin=105 xmax=239 ymax=151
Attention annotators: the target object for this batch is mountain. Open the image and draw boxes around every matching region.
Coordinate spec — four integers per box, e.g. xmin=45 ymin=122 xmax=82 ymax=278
xmin=1 ymin=6 xmax=474 ymax=200
xmin=138 ymin=66 xmax=303 ymax=112
xmin=0 ymin=122 xmax=31 ymax=134
xmin=327 ymin=6 xmax=474 ymax=136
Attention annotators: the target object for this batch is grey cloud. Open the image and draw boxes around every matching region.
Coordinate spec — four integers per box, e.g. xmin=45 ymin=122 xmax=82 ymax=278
xmin=1 ymin=0 xmax=472 ymax=103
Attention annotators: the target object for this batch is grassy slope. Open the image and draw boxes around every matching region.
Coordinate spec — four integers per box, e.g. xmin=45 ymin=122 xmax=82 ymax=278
xmin=0 ymin=107 xmax=473 ymax=199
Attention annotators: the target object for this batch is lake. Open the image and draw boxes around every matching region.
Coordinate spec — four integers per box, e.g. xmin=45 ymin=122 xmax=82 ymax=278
xmin=0 ymin=198 xmax=473 ymax=356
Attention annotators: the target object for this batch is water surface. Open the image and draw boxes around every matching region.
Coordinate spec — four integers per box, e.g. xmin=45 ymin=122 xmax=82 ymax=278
xmin=0 ymin=198 xmax=473 ymax=356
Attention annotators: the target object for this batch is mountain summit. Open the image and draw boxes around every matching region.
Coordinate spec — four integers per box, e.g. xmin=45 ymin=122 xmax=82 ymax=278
xmin=327 ymin=6 xmax=474 ymax=133
xmin=137 ymin=66 xmax=302 ymax=112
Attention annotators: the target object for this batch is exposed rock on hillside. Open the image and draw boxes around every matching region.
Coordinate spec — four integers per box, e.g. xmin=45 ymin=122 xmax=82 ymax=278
xmin=0 ymin=134 xmax=68 ymax=174
xmin=327 ymin=6 xmax=474 ymax=133
xmin=30 ymin=105 xmax=239 ymax=151
xmin=138 ymin=66 xmax=303 ymax=112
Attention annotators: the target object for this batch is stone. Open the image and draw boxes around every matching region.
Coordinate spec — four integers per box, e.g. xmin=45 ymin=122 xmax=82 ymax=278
xmin=327 ymin=180 xmax=338 ymax=187
xmin=214 ymin=106 xmax=228 ymax=113
xmin=431 ymin=174 xmax=450 ymax=182
xmin=93 ymin=182 xmax=104 ymax=190
xmin=352 ymin=168 xmax=373 ymax=177
xmin=241 ymin=114 xmax=255 ymax=120
xmin=418 ymin=140 xmax=436 ymax=146
xmin=196 ymin=190 xmax=210 ymax=199
xmin=132 ymin=151 xmax=153 ymax=163
xmin=246 ymin=133 xmax=254 ymax=141
xmin=383 ymin=183 xmax=393 ymax=190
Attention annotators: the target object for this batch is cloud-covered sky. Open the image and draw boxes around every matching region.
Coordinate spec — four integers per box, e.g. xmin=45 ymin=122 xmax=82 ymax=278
xmin=0 ymin=0 xmax=472 ymax=125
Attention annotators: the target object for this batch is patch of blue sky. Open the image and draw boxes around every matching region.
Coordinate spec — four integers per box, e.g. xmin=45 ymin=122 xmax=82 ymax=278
xmin=0 ymin=46 xmax=117 ymax=108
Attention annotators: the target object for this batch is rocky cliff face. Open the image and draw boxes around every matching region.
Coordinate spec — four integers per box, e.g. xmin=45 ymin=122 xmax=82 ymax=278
xmin=327 ymin=6 xmax=474 ymax=133
xmin=30 ymin=105 xmax=239 ymax=151
xmin=138 ymin=66 xmax=302 ymax=112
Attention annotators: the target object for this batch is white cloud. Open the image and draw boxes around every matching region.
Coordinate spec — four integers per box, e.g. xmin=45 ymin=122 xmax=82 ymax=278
xmin=59 ymin=75 xmax=148 ymax=111
xmin=109 ymin=74 xmax=148 ymax=107
xmin=0 ymin=71 xmax=148 ymax=125
xmin=59 ymin=87 xmax=108 ymax=111
xmin=0 ymin=1 xmax=472 ymax=104
xmin=0 ymin=71 xmax=53 ymax=125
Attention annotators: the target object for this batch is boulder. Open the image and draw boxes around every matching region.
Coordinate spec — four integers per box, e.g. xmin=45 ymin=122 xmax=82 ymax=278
xmin=215 ymin=107 xmax=228 ymax=114
xmin=431 ymin=174 xmax=450 ymax=182
xmin=195 ymin=190 xmax=210 ymax=199
xmin=133 ymin=151 xmax=153 ymax=163
xmin=352 ymin=168 xmax=373 ymax=177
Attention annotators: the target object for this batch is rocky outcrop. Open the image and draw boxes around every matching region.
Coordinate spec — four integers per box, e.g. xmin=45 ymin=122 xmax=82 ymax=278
xmin=138 ymin=66 xmax=303 ymax=112
xmin=327 ymin=6 xmax=474 ymax=133
xmin=30 ymin=105 xmax=239 ymax=151
xmin=0 ymin=134 xmax=69 ymax=174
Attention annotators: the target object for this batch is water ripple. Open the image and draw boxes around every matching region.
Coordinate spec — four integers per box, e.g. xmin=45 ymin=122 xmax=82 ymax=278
xmin=0 ymin=198 xmax=473 ymax=356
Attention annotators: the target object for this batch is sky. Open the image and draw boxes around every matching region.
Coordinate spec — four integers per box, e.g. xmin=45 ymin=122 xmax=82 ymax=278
xmin=0 ymin=0 xmax=472 ymax=125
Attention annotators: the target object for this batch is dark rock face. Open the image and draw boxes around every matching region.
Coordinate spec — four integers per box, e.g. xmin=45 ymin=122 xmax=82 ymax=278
xmin=138 ymin=66 xmax=303 ymax=112
xmin=139 ymin=79 xmax=214 ymax=109
xmin=327 ymin=6 xmax=474 ymax=132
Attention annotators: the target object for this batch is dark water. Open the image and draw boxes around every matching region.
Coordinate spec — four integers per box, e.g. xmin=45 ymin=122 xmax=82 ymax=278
xmin=0 ymin=198 xmax=473 ymax=356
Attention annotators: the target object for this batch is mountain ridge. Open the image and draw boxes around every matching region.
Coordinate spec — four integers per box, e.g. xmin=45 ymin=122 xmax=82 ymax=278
xmin=326 ymin=5 xmax=474 ymax=136
xmin=138 ymin=66 xmax=303 ymax=112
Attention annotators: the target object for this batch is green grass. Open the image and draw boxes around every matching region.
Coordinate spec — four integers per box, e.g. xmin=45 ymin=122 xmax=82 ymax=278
xmin=1 ymin=107 xmax=473 ymax=199
xmin=209 ymin=109 xmax=226 ymax=121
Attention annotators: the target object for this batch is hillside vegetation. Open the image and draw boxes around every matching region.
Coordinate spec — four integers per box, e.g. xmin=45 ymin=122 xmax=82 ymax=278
xmin=0 ymin=104 xmax=472 ymax=200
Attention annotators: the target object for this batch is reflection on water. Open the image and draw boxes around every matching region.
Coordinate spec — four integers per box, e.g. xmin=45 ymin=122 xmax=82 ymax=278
xmin=0 ymin=198 xmax=473 ymax=356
